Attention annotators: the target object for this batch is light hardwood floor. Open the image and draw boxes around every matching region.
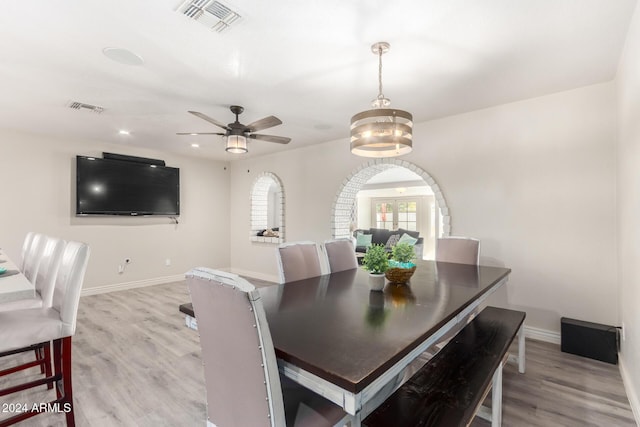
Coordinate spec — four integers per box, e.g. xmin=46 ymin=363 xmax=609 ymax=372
xmin=0 ymin=280 xmax=636 ymax=426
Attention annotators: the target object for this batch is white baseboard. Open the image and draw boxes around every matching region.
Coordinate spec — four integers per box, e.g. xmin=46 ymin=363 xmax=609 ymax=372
xmin=619 ymin=357 xmax=640 ymax=425
xmin=523 ymin=325 xmax=561 ymax=344
xmin=81 ymin=274 xmax=185 ymax=296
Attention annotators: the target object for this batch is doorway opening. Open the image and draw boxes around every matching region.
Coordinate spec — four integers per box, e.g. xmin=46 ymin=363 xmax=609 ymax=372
xmin=331 ymin=159 xmax=450 ymax=259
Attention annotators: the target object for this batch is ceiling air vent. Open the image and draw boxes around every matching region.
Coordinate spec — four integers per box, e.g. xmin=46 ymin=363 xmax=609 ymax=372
xmin=67 ymin=101 xmax=105 ymax=114
xmin=177 ymin=0 xmax=241 ymax=33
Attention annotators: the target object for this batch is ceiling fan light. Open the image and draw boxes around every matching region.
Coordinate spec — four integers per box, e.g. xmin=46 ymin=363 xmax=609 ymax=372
xmin=226 ymin=135 xmax=248 ymax=154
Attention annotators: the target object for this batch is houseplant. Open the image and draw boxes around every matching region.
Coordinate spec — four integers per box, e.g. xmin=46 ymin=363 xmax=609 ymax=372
xmin=385 ymin=243 xmax=417 ymax=284
xmin=362 ymin=244 xmax=389 ymax=291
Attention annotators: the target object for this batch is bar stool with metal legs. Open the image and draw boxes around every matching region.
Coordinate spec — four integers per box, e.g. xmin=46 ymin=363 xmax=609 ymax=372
xmin=0 ymin=241 xmax=90 ymax=427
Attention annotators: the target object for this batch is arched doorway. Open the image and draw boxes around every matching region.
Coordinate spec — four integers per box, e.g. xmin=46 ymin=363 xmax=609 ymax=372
xmin=331 ymin=159 xmax=450 ymax=258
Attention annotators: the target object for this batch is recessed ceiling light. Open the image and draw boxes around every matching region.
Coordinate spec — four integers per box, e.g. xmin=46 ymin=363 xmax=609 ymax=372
xmin=191 ymin=143 xmax=200 ymax=148
xmin=119 ymin=130 xmax=130 ymax=135
xmin=103 ymin=47 xmax=144 ymax=66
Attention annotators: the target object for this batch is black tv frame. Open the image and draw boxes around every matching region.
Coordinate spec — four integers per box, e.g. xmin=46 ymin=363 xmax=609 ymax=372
xmin=75 ymin=154 xmax=180 ymax=217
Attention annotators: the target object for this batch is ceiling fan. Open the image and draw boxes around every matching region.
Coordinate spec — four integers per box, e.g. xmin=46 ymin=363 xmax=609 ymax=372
xmin=177 ymin=105 xmax=291 ymax=154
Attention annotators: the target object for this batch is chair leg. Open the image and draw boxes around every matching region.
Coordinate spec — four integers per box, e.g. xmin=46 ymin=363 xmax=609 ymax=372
xmin=518 ymin=324 xmax=526 ymax=373
xmin=0 ymin=342 xmax=51 ymax=384
xmin=36 ymin=348 xmax=44 ymax=374
xmin=53 ymin=337 xmax=75 ymax=426
xmin=44 ymin=342 xmax=53 ymax=390
xmin=0 ymin=338 xmax=74 ymax=427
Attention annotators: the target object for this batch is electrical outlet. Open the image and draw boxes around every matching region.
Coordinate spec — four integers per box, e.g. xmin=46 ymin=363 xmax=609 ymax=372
xmin=118 ymin=265 xmax=124 ymax=274
xmin=165 ymin=258 xmax=171 ymax=267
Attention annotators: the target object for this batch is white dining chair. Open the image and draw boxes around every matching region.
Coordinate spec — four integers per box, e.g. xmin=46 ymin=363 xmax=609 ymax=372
xmin=436 ymin=236 xmax=480 ymax=265
xmin=323 ymin=239 xmax=358 ymax=273
xmin=0 ymin=240 xmax=90 ymax=427
xmin=187 ymin=267 xmax=351 ymax=427
xmin=276 ymin=241 xmax=324 ymax=284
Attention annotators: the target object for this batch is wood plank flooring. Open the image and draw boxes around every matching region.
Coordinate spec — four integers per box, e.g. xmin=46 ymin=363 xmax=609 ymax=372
xmin=0 ymin=280 xmax=636 ymax=426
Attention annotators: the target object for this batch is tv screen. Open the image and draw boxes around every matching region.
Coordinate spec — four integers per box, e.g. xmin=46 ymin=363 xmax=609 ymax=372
xmin=76 ymin=155 xmax=180 ymax=216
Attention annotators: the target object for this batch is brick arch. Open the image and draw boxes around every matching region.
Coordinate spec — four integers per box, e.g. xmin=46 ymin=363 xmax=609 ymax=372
xmin=250 ymin=172 xmax=285 ymax=243
xmin=331 ymin=159 xmax=450 ymax=240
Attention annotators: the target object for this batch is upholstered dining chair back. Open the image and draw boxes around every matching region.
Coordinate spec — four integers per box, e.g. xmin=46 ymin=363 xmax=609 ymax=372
xmin=323 ymin=239 xmax=358 ymax=273
xmin=0 ymin=236 xmax=66 ymax=313
xmin=19 ymin=232 xmax=35 ymax=271
xmin=276 ymin=241 xmax=323 ymax=283
xmin=187 ymin=268 xmax=285 ymax=427
xmin=22 ymin=233 xmax=47 ymax=283
xmin=52 ymin=241 xmax=91 ymax=337
xmin=436 ymin=237 xmax=480 ymax=265
xmin=34 ymin=237 xmax=66 ymax=307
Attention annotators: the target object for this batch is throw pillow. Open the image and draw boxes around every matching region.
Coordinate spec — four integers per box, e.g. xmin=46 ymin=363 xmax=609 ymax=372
xmin=398 ymin=233 xmax=418 ymax=246
xmin=356 ymin=233 xmax=373 ymax=248
xmin=397 ymin=228 xmax=420 ymax=239
xmin=385 ymin=234 xmax=400 ymax=250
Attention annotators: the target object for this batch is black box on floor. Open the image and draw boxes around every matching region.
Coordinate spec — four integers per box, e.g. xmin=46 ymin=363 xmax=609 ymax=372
xmin=560 ymin=317 xmax=618 ymax=364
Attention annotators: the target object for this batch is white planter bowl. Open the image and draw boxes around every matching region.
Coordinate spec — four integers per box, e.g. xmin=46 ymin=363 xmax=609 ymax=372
xmin=369 ymin=273 xmax=386 ymax=291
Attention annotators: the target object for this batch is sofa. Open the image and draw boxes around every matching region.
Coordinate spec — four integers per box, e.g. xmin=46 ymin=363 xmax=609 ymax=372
xmin=353 ymin=228 xmax=424 ymax=260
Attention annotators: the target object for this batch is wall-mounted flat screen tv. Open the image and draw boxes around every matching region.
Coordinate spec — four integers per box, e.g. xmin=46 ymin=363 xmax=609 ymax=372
xmin=76 ymin=155 xmax=180 ymax=216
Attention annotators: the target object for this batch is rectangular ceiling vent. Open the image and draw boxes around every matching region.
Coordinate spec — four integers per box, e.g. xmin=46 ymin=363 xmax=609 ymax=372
xmin=67 ymin=101 xmax=105 ymax=114
xmin=177 ymin=0 xmax=241 ymax=33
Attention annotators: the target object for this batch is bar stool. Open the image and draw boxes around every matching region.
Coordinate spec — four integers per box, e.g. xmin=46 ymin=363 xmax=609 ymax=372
xmin=0 ymin=241 xmax=90 ymax=427
xmin=19 ymin=232 xmax=35 ymax=271
xmin=21 ymin=233 xmax=47 ymax=283
xmin=0 ymin=235 xmax=66 ymax=389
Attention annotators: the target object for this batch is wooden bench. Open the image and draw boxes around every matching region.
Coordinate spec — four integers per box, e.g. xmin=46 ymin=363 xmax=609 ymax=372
xmin=363 ymin=306 xmax=526 ymax=427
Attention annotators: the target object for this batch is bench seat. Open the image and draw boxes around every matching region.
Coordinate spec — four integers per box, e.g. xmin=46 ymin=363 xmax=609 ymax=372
xmin=363 ymin=306 xmax=526 ymax=427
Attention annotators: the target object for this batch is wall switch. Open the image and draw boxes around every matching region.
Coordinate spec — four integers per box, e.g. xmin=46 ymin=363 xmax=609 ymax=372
xmin=165 ymin=258 xmax=171 ymax=266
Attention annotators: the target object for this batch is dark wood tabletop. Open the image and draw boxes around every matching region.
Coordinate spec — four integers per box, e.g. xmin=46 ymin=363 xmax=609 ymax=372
xmin=257 ymin=260 xmax=511 ymax=394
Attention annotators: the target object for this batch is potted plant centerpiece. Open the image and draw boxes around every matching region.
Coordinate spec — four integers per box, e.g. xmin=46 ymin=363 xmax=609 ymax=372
xmin=385 ymin=242 xmax=417 ymax=284
xmin=362 ymin=244 xmax=389 ymax=291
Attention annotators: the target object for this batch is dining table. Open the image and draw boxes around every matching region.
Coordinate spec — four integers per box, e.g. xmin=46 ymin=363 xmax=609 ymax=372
xmin=264 ymin=260 xmax=509 ymax=423
xmin=0 ymin=250 xmax=35 ymax=303
xmin=180 ymin=259 xmax=511 ymax=425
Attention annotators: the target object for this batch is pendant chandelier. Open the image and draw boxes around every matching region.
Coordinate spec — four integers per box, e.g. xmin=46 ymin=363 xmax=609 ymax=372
xmin=350 ymin=42 xmax=413 ymax=158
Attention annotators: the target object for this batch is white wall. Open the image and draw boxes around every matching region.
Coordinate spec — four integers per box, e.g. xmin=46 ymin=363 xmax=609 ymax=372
xmin=0 ymin=129 xmax=230 ymax=291
xmin=617 ymin=1 xmax=640 ymax=419
xmin=229 ymin=82 xmax=618 ymax=335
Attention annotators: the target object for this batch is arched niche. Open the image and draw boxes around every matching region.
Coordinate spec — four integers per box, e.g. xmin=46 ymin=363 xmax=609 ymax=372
xmin=331 ymin=159 xmax=451 ymax=257
xmin=251 ymin=172 xmax=285 ymax=244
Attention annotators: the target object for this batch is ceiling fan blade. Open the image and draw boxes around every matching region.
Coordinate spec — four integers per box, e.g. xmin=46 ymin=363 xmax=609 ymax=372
xmin=246 ymin=116 xmax=282 ymax=132
xmin=188 ymin=111 xmax=230 ymax=130
xmin=249 ymin=134 xmax=291 ymax=144
xmin=176 ymin=132 xmax=226 ymax=135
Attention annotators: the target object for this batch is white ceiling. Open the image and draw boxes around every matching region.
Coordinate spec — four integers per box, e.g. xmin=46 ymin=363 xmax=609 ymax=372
xmin=0 ymin=0 xmax=636 ymax=161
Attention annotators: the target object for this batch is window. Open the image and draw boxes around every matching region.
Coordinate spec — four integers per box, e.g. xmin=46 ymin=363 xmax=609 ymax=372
xmin=372 ymin=198 xmax=419 ymax=231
